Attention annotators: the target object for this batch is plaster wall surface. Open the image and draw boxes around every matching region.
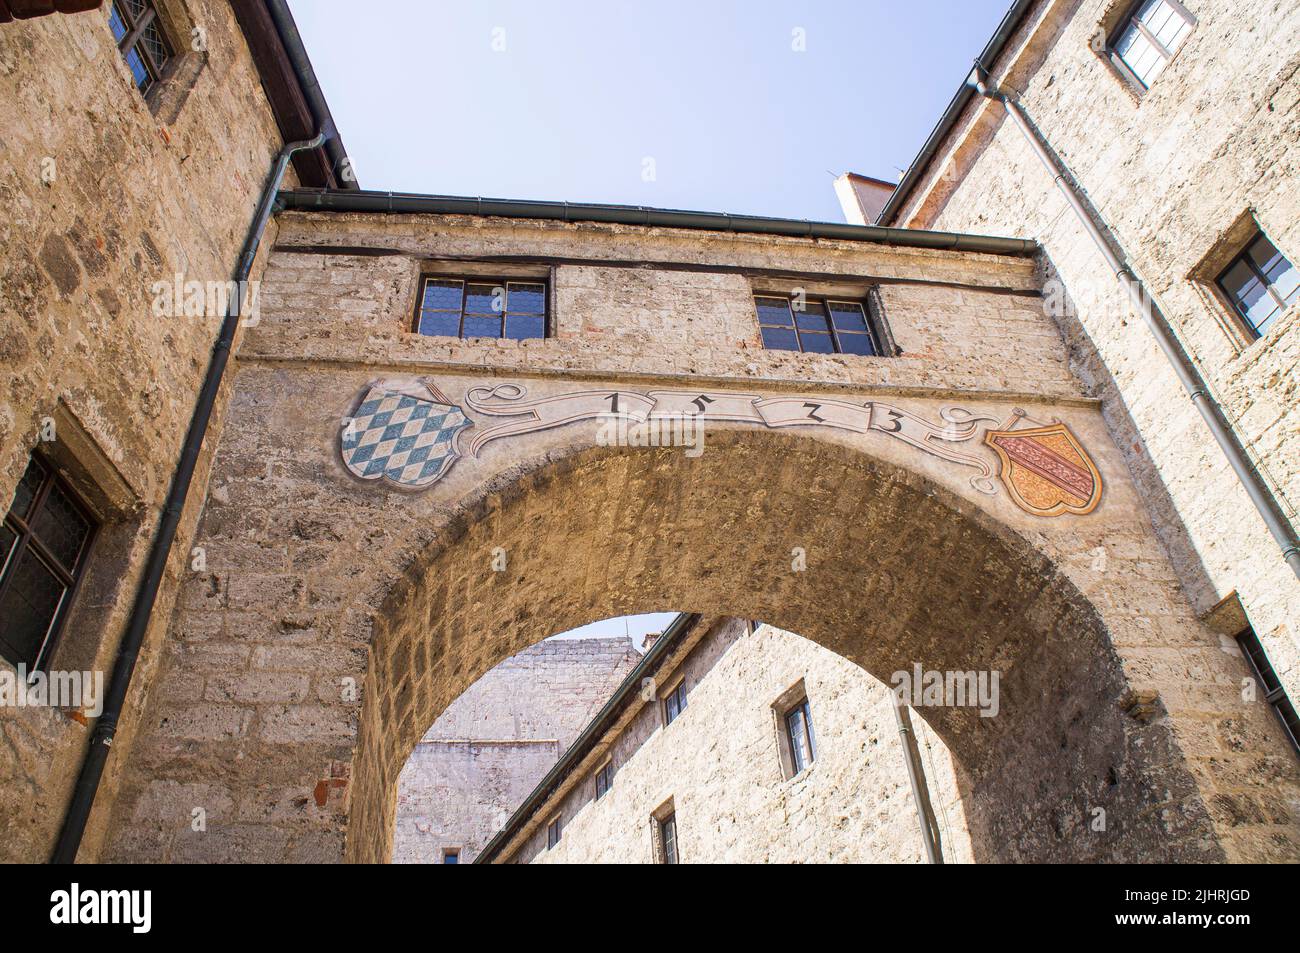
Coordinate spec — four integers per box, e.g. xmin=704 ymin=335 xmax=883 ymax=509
xmin=886 ymin=0 xmax=1300 ymax=705
xmin=506 ymin=620 xmax=972 ymax=865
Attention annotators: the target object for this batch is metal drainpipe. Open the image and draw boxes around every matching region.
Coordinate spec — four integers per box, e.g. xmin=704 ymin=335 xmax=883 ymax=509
xmin=967 ymin=64 xmax=1300 ymax=580
xmin=49 ymin=131 xmax=325 ymax=864
xmin=893 ymin=696 xmax=943 ymax=864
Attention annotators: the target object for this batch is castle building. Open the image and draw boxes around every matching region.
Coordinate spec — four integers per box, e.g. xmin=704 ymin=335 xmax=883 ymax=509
xmin=0 ymin=0 xmax=1296 ymax=864
xmin=393 ymin=636 xmax=639 ymax=864
xmin=871 ymin=0 xmax=1299 ymax=727
xmin=482 ymin=618 xmax=972 ymax=865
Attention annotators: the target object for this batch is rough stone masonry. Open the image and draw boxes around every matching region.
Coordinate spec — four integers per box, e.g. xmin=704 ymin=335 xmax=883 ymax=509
xmin=393 ymin=636 xmax=639 ymax=864
xmin=97 ymin=208 xmax=1300 ymax=863
xmin=0 ymin=0 xmax=1295 ymax=866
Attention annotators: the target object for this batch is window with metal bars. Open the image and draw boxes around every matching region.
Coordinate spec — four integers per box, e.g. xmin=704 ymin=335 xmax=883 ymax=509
xmin=1108 ymin=0 xmax=1195 ymax=91
xmin=1215 ymin=232 xmax=1298 ymax=340
xmin=414 ymin=277 xmax=547 ymax=340
xmin=0 ymin=455 xmax=98 ymax=672
xmin=107 ymin=0 xmax=174 ymax=96
xmin=754 ymin=294 xmax=879 ymax=356
xmin=1236 ymin=627 xmax=1299 ymax=758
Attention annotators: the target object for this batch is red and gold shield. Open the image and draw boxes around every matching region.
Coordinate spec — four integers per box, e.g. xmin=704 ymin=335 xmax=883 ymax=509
xmin=984 ymin=424 xmax=1102 ymax=517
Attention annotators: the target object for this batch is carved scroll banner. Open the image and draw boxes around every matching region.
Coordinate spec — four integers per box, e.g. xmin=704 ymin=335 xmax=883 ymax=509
xmin=339 ymin=379 xmax=1103 ymax=517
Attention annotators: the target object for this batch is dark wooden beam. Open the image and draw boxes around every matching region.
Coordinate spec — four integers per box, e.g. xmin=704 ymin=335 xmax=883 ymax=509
xmin=228 ymin=0 xmax=335 ymax=187
xmin=0 ymin=0 xmax=102 ymax=23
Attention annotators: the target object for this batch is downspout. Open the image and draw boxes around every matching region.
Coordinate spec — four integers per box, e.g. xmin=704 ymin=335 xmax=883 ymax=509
xmin=893 ymin=697 xmax=944 ymax=864
xmin=967 ymin=65 xmax=1300 ymax=580
xmin=50 ymin=132 xmax=325 ymax=864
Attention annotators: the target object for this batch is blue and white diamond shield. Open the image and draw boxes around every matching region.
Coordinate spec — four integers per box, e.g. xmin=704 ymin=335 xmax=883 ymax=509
xmin=341 ymin=385 xmax=471 ymax=488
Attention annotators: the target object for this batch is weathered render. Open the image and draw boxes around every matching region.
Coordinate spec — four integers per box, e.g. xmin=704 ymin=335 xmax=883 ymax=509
xmin=500 ymin=620 xmax=972 ymax=865
xmin=881 ymin=0 xmax=1300 ymax=705
xmin=97 ymin=208 xmax=1300 ymax=863
xmin=394 ymin=636 xmax=638 ymax=864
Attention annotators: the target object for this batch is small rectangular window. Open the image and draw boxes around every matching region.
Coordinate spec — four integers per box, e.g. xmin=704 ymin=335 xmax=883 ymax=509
xmin=1109 ymin=0 xmax=1194 ymax=90
xmin=0 ymin=455 xmax=98 ymax=671
xmin=650 ymin=799 xmax=678 ymax=863
xmin=415 ymin=276 xmax=548 ymax=340
xmin=108 ymin=0 xmax=173 ymax=95
xmin=442 ymin=849 xmax=460 ymax=864
xmin=663 ymin=680 xmax=688 ymax=725
xmin=546 ymin=815 xmax=562 ymax=849
xmin=1215 ymin=232 xmax=1298 ymax=339
xmin=783 ymin=698 xmax=817 ymax=774
xmin=755 ymin=294 xmax=878 ymax=356
xmin=658 ymin=812 xmax=678 ymax=865
xmin=594 ymin=760 xmax=613 ymax=799
xmin=1237 ymin=627 xmax=1299 ymax=758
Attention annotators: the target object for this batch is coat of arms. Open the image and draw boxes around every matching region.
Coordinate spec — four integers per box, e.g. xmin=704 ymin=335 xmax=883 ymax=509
xmin=340 ymin=382 xmax=471 ymax=489
xmin=984 ymin=423 xmax=1102 ymax=517
xmin=334 ymin=379 xmax=1106 ymax=518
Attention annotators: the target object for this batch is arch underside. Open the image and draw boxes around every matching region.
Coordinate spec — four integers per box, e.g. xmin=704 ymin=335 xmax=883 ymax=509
xmin=353 ymin=429 xmax=1214 ymax=863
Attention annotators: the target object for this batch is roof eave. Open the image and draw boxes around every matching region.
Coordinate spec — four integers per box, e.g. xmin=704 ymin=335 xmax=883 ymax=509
xmin=275 ymin=188 xmax=1039 ymax=256
xmin=230 ymin=0 xmax=358 ymax=190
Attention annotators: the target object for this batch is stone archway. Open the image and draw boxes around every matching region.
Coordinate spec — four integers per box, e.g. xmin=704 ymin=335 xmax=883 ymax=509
xmin=349 ymin=430 xmax=1210 ymax=864
xmin=101 ymin=365 xmax=1300 ymax=865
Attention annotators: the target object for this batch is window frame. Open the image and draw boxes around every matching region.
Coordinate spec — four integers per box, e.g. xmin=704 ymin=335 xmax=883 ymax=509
xmin=771 ymin=680 xmax=817 ymax=780
xmin=1214 ymin=231 xmax=1298 ymax=341
xmin=1236 ymin=627 xmax=1299 ymax=758
xmin=1104 ymin=0 xmax=1196 ymax=95
xmin=545 ymin=814 xmax=562 ymax=850
xmin=108 ymin=0 xmax=176 ymax=97
xmin=594 ymin=758 xmax=614 ymax=800
xmin=753 ymin=293 xmax=882 ymax=357
xmin=662 ymin=678 xmax=688 ymax=726
xmin=441 ymin=847 xmax=461 ymax=864
xmin=783 ymin=697 xmax=817 ymax=775
xmin=412 ymin=275 xmax=550 ymax=341
xmin=657 ymin=811 xmax=679 ymax=865
xmin=650 ymin=800 xmax=679 ymax=864
xmin=0 ymin=454 xmax=99 ymax=674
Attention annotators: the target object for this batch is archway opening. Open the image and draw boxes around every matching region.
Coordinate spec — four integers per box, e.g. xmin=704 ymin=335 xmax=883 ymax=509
xmin=353 ymin=430 xmax=1186 ymax=863
xmin=392 ymin=610 xmax=975 ymax=864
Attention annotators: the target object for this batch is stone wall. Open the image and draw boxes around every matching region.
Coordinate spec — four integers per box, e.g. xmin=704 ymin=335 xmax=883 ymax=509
xmin=100 ymin=209 xmax=1300 ymax=864
xmin=393 ymin=636 xmax=639 ymax=863
xmin=251 ymin=211 xmax=1063 ymax=401
xmin=885 ymin=0 xmax=1300 ymax=705
xmin=0 ymin=3 xmax=294 ymax=862
xmin=396 ymin=740 xmax=559 ymax=864
xmin=504 ymin=620 xmax=972 ymax=864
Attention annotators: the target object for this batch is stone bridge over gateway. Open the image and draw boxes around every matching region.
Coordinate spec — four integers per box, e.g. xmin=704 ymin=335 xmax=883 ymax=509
xmin=101 ymin=207 xmax=1300 ymax=863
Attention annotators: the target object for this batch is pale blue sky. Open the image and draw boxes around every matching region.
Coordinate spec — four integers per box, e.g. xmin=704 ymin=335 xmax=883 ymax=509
xmin=289 ymin=0 xmax=1012 ymax=221
xmin=550 ymin=612 xmax=679 ymax=650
